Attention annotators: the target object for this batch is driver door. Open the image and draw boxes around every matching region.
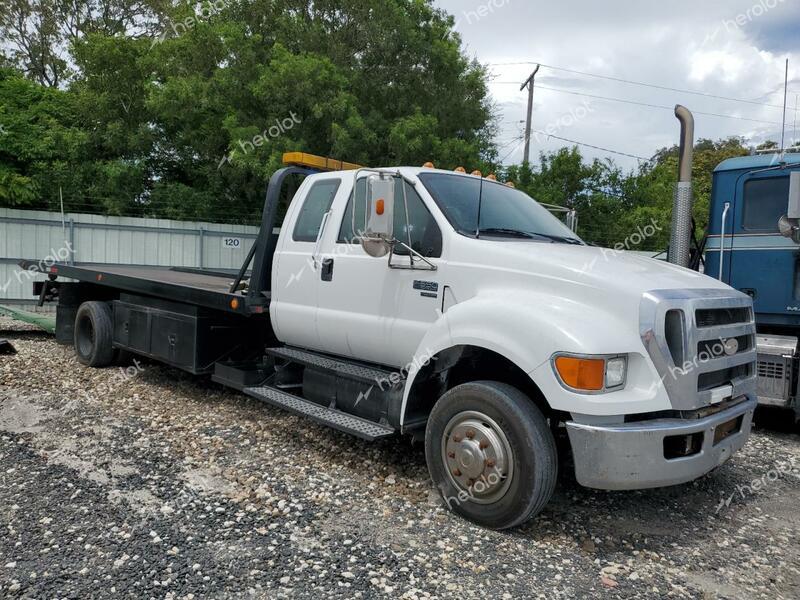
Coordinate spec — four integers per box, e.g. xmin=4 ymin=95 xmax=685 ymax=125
xmin=314 ymin=176 xmax=446 ymax=368
xmin=729 ymin=171 xmax=797 ymax=318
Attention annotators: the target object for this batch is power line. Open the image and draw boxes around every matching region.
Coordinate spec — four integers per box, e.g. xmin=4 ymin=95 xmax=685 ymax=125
xmin=491 ymin=82 xmax=782 ymax=126
xmin=498 ymin=135 xmax=525 ymax=163
xmin=496 ymin=125 xmax=652 ymax=165
xmin=487 ymin=61 xmax=788 ymax=110
xmin=525 ymin=130 xmax=652 ymax=162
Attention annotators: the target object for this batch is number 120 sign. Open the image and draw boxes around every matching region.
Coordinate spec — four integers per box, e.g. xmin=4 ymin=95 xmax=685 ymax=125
xmin=223 ymin=237 xmax=242 ymax=249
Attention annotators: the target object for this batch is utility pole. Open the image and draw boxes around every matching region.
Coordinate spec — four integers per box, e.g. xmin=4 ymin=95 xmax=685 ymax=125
xmin=521 ymin=64 xmax=540 ymax=165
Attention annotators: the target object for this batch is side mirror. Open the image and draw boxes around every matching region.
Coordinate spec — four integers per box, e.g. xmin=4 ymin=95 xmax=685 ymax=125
xmin=780 ymin=172 xmax=800 ymax=243
xmin=359 ymin=173 xmax=395 ymax=257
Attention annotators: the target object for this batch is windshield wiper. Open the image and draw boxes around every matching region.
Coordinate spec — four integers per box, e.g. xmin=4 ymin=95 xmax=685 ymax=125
xmin=478 ymin=228 xmax=549 ymax=240
xmin=529 ymin=232 xmax=584 ymax=245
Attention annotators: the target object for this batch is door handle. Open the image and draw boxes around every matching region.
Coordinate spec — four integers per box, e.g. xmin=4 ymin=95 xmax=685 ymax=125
xmin=321 ymin=258 xmax=334 ymax=282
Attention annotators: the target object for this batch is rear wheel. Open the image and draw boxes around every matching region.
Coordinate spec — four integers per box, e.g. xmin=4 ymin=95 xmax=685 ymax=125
xmin=74 ymin=301 xmax=114 ymax=367
xmin=425 ymin=381 xmax=557 ymax=530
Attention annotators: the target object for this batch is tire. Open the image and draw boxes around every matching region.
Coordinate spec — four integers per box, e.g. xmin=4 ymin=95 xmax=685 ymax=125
xmin=425 ymin=381 xmax=557 ymax=530
xmin=74 ymin=301 xmax=115 ymax=367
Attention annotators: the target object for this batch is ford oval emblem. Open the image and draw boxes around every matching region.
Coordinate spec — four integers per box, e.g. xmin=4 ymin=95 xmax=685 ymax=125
xmin=723 ymin=338 xmax=739 ymax=356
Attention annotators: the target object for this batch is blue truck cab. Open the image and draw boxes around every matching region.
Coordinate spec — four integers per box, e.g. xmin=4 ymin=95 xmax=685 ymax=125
xmin=705 ymin=152 xmax=800 ymax=414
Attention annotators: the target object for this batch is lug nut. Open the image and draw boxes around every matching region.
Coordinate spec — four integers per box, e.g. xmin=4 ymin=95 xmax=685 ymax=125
xmin=466 ymin=429 xmax=476 ymax=439
xmin=486 ymin=459 xmax=496 ymax=468
xmin=479 ymin=440 xmax=489 ymax=449
xmin=453 ymin=435 xmax=462 ymax=443
xmin=452 ymin=468 xmax=462 ymax=477
xmin=448 ymin=452 xmax=455 ymax=459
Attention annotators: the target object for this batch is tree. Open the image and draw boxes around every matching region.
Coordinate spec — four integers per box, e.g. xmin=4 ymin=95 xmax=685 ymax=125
xmin=0 ymin=0 xmax=159 ymax=87
xmin=499 ymin=137 xmax=751 ymax=252
xmin=0 ymin=67 xmax=88 ymax=207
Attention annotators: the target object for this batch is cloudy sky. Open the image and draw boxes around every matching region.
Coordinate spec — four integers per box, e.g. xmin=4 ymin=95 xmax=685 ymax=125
xmin=433 ymin=0 xmax=800 ymax=170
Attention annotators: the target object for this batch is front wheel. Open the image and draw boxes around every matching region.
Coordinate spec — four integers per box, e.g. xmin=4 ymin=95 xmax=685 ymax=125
xmin=425 ymin=381 xmax=557 ymax=530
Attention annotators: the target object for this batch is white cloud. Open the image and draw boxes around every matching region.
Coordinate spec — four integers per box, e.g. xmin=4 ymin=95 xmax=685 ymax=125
xmin=434 ymin=0 xmax=800 ymax=169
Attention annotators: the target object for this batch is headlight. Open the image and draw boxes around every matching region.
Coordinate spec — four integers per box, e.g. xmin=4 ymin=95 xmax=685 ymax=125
xmin=605 ymin=356 xmax=627 ymax=388
xmin=553 ymin=354 xmax=628 ymax=393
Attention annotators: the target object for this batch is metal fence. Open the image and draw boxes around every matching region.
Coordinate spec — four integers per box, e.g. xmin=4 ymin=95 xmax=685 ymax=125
xmin=0 ymin=208 xmax=259 ymax=303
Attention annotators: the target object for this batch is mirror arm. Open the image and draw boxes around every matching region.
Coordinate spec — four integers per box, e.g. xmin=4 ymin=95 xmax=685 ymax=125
xmin=400 ymin=179 xmax=414 ymax=267
xmin=388 ymin=241 xmax=438 ymax=271
xmin=312 ymin=210 xmax=331 ymax=270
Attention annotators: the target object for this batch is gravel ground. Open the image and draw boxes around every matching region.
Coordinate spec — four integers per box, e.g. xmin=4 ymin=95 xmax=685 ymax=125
xmin=1 ymin=317 xmax=799 ymax=599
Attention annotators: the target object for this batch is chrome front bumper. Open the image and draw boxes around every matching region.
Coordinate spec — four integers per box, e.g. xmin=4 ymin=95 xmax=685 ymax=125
xmin=566 ymin=396 xmax=757 ymax=490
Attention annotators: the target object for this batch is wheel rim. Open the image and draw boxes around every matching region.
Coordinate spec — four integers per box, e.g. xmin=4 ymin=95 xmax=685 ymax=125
xmin=441 ymin=410 xmax=514 ymax=505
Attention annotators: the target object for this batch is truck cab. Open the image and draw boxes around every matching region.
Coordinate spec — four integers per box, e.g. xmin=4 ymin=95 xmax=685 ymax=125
xmin=704 ymin=153 xmax=800 ymax=413
xmin=266 ymin=162 xmax=757 ymax=527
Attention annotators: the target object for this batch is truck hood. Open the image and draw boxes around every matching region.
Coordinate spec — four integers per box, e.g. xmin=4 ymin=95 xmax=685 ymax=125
xmin=459 ymin=239 xmax=732 ymax=298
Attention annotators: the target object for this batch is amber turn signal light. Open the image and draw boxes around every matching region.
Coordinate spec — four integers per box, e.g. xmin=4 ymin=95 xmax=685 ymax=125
xmin=554 ymin=356 xmax=605 ymax=391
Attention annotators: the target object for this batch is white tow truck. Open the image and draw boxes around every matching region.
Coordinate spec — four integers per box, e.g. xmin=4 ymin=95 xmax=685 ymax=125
xmin=31 ymin=153 xmax=758 ymax=529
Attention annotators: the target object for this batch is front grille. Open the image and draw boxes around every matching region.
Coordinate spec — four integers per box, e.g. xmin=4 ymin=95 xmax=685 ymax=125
xmin=698 ymin=364 xmax=753 ymax=392
xmin=696 ymin=307 xmax=751 ymax=328
xmin=697 ymin=334 xmax=753 ymax=359
xmin=758 ymin=359 xmax=785 ymax=380
xmin=641 ymin=289 xmax=757 ymax=411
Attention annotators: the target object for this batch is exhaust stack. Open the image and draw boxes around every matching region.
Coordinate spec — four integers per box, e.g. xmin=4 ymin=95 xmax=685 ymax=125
xmin=669 ymin=105 xmax=695 ymax=267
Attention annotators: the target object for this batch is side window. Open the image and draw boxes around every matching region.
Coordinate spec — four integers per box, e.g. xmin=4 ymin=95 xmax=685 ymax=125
xmin=292 ymin=179 xmax=341 ymax=242
xmin=338 ymin=179 xmax=443 ymax=258
xmin=742 ymin=177 xmax=790 ymax=232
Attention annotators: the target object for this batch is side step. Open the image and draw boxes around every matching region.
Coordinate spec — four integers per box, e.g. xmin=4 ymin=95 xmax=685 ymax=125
xmin=243 ymin=384 xmax=396 ymax=441
xmin=266 ymin=346 xmax=401 ymax=387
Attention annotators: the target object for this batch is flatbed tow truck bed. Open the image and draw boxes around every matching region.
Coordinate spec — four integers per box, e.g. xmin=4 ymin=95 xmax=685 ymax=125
xmin=20 ymin=261 xmax=261 ymax=314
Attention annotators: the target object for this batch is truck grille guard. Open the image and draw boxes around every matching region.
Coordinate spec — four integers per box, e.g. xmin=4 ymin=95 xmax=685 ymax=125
xmin=639 ymin=289 xmax=757 ymax=411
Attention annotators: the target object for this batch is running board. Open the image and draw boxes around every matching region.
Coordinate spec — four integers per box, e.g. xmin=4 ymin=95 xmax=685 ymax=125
xmin=266 ymin=346 xmax=401 ymax=387
xmin=243 ymin=384 xmax=396 ymax=441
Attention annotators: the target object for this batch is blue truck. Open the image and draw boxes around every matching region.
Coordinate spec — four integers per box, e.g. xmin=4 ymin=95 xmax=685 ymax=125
xmin=699 ymin=151 xmax=800 ymax=417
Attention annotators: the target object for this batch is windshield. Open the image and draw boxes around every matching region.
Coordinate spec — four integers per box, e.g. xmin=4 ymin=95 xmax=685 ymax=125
xmin=418 ymin=173 xmax=582 ymax=244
